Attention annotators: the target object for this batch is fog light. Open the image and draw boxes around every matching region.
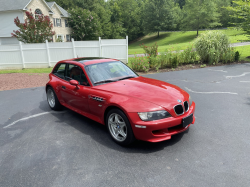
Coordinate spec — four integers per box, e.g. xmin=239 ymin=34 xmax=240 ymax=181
xmin=135 ymin=125 xmax=146 ymax=128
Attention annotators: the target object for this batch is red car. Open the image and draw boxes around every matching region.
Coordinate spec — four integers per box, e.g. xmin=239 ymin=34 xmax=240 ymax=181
xmin=46 ymin=57 xmax=195 ymax=145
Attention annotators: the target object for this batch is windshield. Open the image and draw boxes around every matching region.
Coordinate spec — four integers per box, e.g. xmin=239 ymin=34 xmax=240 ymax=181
xmin=85 ymin=61 xmax=138 ymax=85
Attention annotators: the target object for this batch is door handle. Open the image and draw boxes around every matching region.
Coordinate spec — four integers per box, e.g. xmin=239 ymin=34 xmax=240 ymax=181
xmin=62 ymin=86 xmax=66 ymax=89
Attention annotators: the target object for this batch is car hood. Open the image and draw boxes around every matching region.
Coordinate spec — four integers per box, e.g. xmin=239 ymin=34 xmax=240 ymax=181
xmin=95 ymin=76 xmax=189 ymax=110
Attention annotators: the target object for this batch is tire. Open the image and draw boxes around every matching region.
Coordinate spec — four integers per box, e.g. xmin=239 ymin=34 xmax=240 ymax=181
xmin=46 ymin=87 xmax=62 ymax=111
xmin=106 ymin=109 xmax=135 ymax=146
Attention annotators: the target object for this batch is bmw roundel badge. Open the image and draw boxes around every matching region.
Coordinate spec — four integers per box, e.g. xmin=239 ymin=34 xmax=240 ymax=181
xmin=177 ymin=100 xmax=182 ymax=103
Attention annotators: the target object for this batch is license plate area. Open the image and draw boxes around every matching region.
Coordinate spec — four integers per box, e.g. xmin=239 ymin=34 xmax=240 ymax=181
xmin=182 ymin=114 xmax=193 ymax=128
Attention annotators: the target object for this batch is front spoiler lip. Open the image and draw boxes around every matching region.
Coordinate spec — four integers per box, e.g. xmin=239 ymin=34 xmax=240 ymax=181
xmin=128 ymin=102 xmax=196 ymax=142
xmin=146 ymin=124 xmax=191 ymax=143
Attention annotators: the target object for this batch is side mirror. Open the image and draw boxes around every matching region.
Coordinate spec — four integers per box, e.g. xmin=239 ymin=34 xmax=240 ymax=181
xmin=69 ymin=80 xmax=79 ymax=89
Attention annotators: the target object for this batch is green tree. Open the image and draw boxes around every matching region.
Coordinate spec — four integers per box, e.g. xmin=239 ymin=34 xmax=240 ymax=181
xmin=216 ymin=0 xmax=232 ymax=27
xmin=107 ymin=1 xmax=125 ymax=39
xmin=11 ymin=10 xmax=55 ymax=43
xmin=143 ymin=0 xmax=178 ymax=37
xmin=81 ymin=0 xmax=103 ymax=11
xmin=181 ymin=0 xmax=221 ymax=36
xmin=226 ymin=0 xmax=250 ymax=36
xmin=68 ymin=7 xmax=102 ymax=40
xmin=116 ymin=0 xmax=144 ymax=41
xmin=92 ymin=1 xmax=113 ymax=39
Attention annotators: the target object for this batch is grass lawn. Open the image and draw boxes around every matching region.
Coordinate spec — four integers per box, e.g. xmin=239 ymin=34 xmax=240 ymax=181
xmin=128 ymin=29 xmax=249 ymax=55
xmin=0 ymin=68 xmax=53 ymax=74
xmin=234 ymin=45 xmax=250 ymax=62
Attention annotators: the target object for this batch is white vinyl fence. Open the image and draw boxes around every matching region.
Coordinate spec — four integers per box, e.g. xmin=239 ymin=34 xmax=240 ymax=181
xmin=0 ymin=36 xmax=128 ymax=69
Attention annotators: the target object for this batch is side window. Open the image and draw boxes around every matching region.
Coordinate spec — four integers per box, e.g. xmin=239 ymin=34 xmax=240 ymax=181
xmin=53 ymin=63 xmax=66 ymax=79
xmin=56 ymin=35 xmax=63 ymax=42
xmin=56 ymin=18 xmax=61 ymax=27
xmin=66 ymin=34 xmax=71 ymax=42
xmin=66 ymin=64 xmax=90 ymax=86
xmin=65 ymin=19 xmax=69 ymax=27
xmin=35 ymin=9 xmax=42 ymax=19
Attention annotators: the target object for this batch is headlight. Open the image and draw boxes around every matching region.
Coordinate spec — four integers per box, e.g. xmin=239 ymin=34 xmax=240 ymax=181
xmin=189 ymin=95 xmax=193 ymax=106
xmin=138 ymin=110 xmax=171 ymax=121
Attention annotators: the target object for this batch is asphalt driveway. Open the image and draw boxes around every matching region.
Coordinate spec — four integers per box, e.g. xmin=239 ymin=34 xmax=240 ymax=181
xmin=1 ymin=63 xmax=250 ymax=187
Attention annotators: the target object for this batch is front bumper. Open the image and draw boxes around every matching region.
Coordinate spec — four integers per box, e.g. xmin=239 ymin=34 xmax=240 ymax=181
xmin=128 ymin=102 xmax=196 ymax=142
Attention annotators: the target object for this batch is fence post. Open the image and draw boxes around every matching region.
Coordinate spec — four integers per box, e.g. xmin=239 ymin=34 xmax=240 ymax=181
xmin=46 ymin=40 xmax=51 ymax=67
xmin=126 ymin=36 xmax=128 ymax=64
xmin=19 ymin=41 xmax=25 ymax=69
xmin=99 ymin=37 xmax=102 ymax=57
xmin=72 ymin=38 xmax=77 ymax=58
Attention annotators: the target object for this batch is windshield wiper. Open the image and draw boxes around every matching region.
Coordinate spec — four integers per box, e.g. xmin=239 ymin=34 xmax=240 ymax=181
xmin=118 ymin=76 xmax=136 ymax=81
xmin=94 ymin=79 xmax=117 ymax=85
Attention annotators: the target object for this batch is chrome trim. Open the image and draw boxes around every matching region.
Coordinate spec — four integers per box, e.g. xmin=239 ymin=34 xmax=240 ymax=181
xmin=184 ymin=101 xmax=189 ymax=112
xmin=173 ymin=104 xmax=184 ymax=116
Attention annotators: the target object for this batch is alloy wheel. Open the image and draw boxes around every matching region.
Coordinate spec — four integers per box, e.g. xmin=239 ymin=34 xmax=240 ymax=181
xmin=108 ymin=113 xmax=127 ymax=142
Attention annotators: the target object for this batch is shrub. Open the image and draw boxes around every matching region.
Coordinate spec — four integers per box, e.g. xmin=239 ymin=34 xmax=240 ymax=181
xmin=159 ymin=50 xmax=174 ymax=68
xmin=140 ymin=42 xmax=158 ymax=58
xmin=158 ymin=51 xmax=172 ymax=68
xmin=149 ymin=56 xmax=161 ymax=71
xmin=183 ymin=46 xmax=197 ymax=64
xmin=130 ymin=46 xmax=200 ymax=72
xmin=234 ymin=51 xmax=240 ymax=62
xmin=159 ymin=47 xmax=198 ymax=68
xmin=171 ymin=55 xmax=178 ymax=68
xmin=178 ymin=51 xmax=185 ymax=65
xmin=221 ymin=47 xmax=235 ymax=63
xmin=130 ymin=55 xmax=150 ymax=72
xmin=194 ymin=31 xmax=231 ymax=64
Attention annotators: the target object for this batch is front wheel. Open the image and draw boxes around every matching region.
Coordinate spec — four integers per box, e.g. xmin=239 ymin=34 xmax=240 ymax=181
xmin=106 ymin=109 xmax=135 ymax=146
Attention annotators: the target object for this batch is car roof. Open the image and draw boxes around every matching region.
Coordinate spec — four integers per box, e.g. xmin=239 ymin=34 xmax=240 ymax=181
xmin=62 ymin=57 xmax=119 ymax=66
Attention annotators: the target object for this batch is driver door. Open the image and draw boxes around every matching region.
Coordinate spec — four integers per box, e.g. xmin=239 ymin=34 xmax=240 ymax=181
xmin=60 ymin=64 xmax=90 ymax=114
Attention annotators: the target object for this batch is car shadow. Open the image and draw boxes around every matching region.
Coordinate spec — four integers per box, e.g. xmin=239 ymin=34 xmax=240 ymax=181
xmin=38 ymin=98 xmax=189 ymax=153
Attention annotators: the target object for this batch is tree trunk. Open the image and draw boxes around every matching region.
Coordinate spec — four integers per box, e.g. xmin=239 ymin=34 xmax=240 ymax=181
xmin=158 ymin=31 xmax=159 ymax=38
xmin=197 ymin=18 xmax=199 ymax=37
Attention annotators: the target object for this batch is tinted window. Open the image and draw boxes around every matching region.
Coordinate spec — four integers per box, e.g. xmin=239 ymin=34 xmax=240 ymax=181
xmin=66 ymin=64 xmax=89 ymax=86
xmin=53 ymin=63 xmax=66 ymax=79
